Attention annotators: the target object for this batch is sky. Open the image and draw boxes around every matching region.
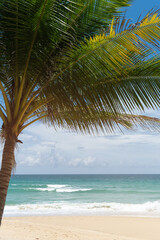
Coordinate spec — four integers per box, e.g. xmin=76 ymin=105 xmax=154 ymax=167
xmin=1 ymin=0 xmax=160 ymax=174
xmin=125 ymin=0 xmax=159 ymax=19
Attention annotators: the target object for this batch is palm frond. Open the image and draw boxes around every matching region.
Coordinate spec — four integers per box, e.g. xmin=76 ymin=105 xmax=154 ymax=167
xmin=93 ymin=55 xmax=160 ymax=112
xmin=39 ymin=106 xmax=160 ymax=134
xmin=0 ymin=2 xmax=160 ymax=137
xmin=41 ymin=12 xmax=160 ymax=116
xmin=64 ymin=0 xmax=132 ymax=40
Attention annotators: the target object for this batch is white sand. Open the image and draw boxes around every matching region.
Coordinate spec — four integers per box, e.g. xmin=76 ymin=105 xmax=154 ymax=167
xmin=1 ymin=216 xmax=160 ymax=240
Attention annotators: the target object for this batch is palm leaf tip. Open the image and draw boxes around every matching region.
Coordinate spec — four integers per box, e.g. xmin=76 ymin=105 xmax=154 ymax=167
xmin=123 ymin=114 xmax=160 ymax=131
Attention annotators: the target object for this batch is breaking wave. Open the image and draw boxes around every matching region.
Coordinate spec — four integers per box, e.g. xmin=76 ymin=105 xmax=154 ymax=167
xmin=28 ymin=184 xmax=92 ymax=193
xmin=4 ymin=201 xmax=160 ymax=217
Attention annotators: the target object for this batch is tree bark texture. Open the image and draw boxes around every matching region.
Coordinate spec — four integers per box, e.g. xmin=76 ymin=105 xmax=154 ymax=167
xmin=0 ymin=136 xmax=15 ymax=225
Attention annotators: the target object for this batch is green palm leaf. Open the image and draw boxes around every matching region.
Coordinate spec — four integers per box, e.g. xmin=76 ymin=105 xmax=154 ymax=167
xmin=40 ymin=12 xmax=160 ymax=117
xmin=0 ymin=1 xmax=160 ymax=135
xmin=19 ymin=106 xmax=160 ymax=134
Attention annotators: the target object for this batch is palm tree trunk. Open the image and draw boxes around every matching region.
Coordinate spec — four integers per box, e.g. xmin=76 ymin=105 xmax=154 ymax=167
xmin=0 ymin=136 xmax=15 ymax=225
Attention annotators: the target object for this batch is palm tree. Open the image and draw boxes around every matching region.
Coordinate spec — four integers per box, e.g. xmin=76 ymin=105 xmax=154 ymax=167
xmin=0 ymin=0 xmax=160 ymax=224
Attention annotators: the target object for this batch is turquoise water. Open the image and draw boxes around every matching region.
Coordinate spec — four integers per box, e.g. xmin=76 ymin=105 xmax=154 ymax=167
xmin=4 ymin=174 xmax=160 ymax=217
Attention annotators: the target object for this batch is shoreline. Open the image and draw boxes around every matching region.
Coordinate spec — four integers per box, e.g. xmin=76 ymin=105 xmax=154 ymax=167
xmin=4 ymin=200 xmax=160 ymax=217
xmin=3 ymin=213 xmax=160 ymax=218
xmin=1 ymin=216 xmax=160 ymax=240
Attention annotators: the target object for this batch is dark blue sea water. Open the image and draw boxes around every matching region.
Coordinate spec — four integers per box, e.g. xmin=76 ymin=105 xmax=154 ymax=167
xmin=4 ymin=174 xmax=160 ymax=217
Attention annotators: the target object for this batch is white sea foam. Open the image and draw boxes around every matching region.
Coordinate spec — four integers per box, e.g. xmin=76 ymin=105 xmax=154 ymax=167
xmin=28 ymin=185 xmax=92 ymax=193
xmin=28 ymin=184 xmax=68 ymax=192
xmin=56 ymin=188 xmax=92 ymax=193
xmin=4 ymin=201 xmax=160 ymax=217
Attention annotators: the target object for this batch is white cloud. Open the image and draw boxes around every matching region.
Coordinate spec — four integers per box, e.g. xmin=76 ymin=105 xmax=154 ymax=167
xmin=20 ymin=155 xmax=41 ymax=166
xmin=20 ymin=133 xmax=35 ymax=141
xmin=69 ymin=158 xmax=81 ymax=167
xmin=69 ymin=156 xmax=96 ymax=167
xmin=83 ymin=156 xmax=96 ymax=166
xmin=10 ymin=121 xmax=160 ymax=173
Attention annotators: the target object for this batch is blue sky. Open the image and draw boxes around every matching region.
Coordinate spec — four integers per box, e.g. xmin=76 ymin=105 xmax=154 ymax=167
xmin=125 ymin=0 xmax=159 ymax=20
xmin=1 ymin=0 xmax=160 ymax=174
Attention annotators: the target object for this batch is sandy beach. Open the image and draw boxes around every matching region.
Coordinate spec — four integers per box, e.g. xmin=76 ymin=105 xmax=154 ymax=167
xmin=1 ymin=216 xmax=160 ymax=240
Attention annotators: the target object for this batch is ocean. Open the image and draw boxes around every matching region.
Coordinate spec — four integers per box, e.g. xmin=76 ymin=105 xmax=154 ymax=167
xmin=4 ymin=174 xmax=160 ymax=217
